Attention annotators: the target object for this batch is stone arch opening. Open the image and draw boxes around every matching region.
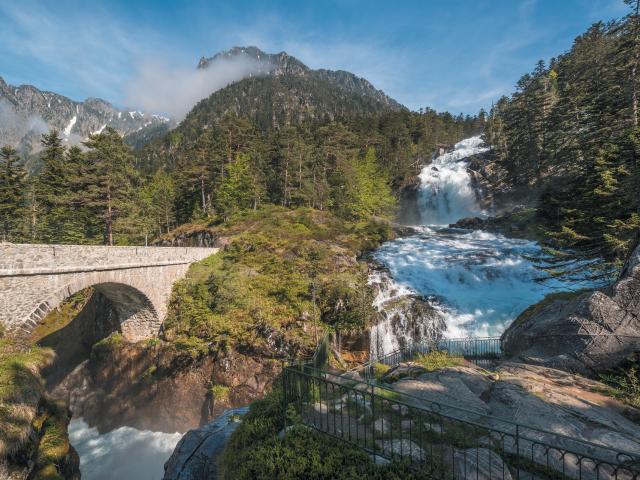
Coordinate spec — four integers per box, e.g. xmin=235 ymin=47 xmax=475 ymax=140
xmin=32 ymin=282 xmax=160 ymax=389
xmin=91 ymin=282 xmax=160 ymax=341
xmin=27 ymin=280 xmax=162 ymax=343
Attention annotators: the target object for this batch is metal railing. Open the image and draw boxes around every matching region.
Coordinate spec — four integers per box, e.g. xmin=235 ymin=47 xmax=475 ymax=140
xmin=359 ymin=337 xmax=503 ymax=381
xmin=282 ymin=341 xmax=640 ymax=479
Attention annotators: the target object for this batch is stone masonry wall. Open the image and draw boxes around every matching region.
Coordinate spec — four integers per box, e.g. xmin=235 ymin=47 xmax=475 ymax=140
xmin=0 ymin=243 xmax=217 ymax=340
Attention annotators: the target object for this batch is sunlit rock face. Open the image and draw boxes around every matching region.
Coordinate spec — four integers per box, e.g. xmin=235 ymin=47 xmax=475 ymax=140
xmin=502 ymin=240 xmax=640 ymax=376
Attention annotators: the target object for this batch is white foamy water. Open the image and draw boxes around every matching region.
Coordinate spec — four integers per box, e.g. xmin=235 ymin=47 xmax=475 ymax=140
xmin=419 ymin=136 xmax=488 ymax=225
xmin=371 ymin=136 xmax=594 ymax=353
xmin=69 ymin=418 xmax=183 ymax=480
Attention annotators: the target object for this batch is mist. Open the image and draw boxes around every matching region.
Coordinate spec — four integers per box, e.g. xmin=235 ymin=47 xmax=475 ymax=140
xmin=0 ymin=98 xmax=50 ymax=141
xmin=125 ymin=56 xmax=271 ymax=121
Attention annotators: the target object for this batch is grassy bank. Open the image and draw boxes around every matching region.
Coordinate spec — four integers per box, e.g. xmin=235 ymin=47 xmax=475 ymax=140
xmin=0 ymin=338 xmax=76 ymax=479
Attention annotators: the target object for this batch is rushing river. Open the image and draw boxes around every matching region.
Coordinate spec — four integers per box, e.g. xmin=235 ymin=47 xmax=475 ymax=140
xmin=69 ymin=136 xmax=594 ymax=478
xmin=370 ymin=136 xmax=594 ymax=356
xmin=68 ymin=419 xmax=182 ymax=480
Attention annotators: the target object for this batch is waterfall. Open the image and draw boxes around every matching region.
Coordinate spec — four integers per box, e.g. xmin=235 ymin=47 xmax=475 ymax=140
xmin=369 ymin=136 xmax=593 ymax=358
xmin=418 ymin=136 xmax=488 ymax=225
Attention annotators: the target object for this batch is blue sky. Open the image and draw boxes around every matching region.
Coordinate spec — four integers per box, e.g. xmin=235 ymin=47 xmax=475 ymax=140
xmin=0 ymin=0 xmax=631 ymax=115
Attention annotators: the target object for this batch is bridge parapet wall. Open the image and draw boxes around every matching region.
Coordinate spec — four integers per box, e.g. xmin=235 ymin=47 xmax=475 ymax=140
xmin=0 ymin=243 xmax=218 ymax=340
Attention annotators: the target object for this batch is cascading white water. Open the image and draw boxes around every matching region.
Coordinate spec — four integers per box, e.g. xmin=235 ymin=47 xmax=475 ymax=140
xmin=418 ymin=136 xmax=487 ymax=225
xmin=370 ymin=136 xmax=594 ymax=356
xmin=69 ymin=418 xmax=182 ymax=480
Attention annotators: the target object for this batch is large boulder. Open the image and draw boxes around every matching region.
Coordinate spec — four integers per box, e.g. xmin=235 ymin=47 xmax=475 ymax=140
xmin=163 ymin=407 xmax=249 ymax=480
xmin=389 ymin=362 xmax=640 ymax=478
xmin=501 ymin=240 xmax=640 ymax=376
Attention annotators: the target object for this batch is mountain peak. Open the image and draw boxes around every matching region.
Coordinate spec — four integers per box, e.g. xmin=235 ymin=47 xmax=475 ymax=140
xmin=197 ymin=46 xmax=402 ymax=110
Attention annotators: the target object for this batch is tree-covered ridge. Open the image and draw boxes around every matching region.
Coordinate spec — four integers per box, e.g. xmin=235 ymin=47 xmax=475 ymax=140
xmin=0 ymin=109 xmax=479 ymax=245
xmin=141 ymin=109 xmax=482 ymax=227
xmin=484 ymin=0 xmax=640 ymax=275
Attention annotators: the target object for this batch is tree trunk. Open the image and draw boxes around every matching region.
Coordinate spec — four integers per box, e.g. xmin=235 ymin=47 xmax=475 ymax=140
xmin=633 ymin=0 xmax=640 ymax=127
xmin=200 ymin=175 xmax=206 ymax=212
xmin=106 ymin=186 xmax=113 ymax=246
xmin=283 ymin=157 xmax=289 ymax=207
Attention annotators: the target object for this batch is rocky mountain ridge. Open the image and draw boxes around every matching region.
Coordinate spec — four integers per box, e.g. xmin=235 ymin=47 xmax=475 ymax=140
xmin=0 ymin=76 xmax=170 ymax=157
xmin=197 ymin=46 xmax=403 ymax=111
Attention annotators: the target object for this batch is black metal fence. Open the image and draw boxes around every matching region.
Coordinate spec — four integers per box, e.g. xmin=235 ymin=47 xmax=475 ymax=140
xmin=359 ymin=337 xmax=503 ymax=381
xmin=282 ymin=348 xmax=640 ymax=479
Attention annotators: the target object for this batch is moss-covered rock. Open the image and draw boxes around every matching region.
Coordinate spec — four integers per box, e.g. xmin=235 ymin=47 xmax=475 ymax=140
xmin=0 ymin=339 xmax=79 ymax=479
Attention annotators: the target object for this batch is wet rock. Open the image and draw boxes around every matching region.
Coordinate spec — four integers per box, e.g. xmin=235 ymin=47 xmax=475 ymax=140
xmin=54 ymin=341 xmax=280 ymax=433
xmin=163 ymin=407 xmax=248 ymax=480
xmin=501 ymin=241 xmax=640 ymax=376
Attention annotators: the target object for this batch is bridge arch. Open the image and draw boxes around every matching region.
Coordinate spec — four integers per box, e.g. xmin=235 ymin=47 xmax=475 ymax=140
xmin=31 ymin=279 xmax=161 ymax=342
xmin=0 ymin=244 xmax=218 ymax=341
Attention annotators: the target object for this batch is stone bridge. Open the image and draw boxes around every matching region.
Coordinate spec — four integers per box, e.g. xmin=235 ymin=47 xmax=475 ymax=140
xmin=0 ymin=244 xmax=217 ymax=341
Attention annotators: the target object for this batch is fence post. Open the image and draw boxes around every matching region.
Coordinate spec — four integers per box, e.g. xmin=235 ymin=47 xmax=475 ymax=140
xmin=282 ymin=361 xmax=287 ymax=430
xmin=515 ymin=424 xmax=520 ymax=480
xmin=370 ymin=383 xmax=376 ymax=456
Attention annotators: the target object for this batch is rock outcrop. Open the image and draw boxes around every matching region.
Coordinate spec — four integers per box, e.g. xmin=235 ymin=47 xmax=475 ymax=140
xmin=52 ymin=341 xmax=280 ymax=433
xmin=163 ymin=407 xmax=249 ymax=480
xmin=388 ymin=362 xmax=640 ymax=478
xmin=501 ymin=240 xmax=640 ymax=376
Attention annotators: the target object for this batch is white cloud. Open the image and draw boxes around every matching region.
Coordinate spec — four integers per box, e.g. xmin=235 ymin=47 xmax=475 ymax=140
xmin=0 ymin=1 xmax=166 ymax=104
xmin=124 ymin=56 xmax=271 ymax=121
xmin=0 ymin=98 xmax=50 ymax=140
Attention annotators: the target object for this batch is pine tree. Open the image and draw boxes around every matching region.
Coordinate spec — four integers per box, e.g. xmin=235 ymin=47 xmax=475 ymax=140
xmin=0 ymin=145 xmax=27 ymax=241
xmin=141 ymin=169 xmax=176 ymax=235
xmin=83 ymin=128 xmax=140 ymax=245
xmin=216 ymin=153 xmax=256 ymax=221
xmin=37 ymin=130 xmax=67 ymax=242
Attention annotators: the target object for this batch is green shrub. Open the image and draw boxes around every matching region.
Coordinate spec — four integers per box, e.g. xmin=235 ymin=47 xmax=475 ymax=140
xmin=211 ymin=384 xmax=230 ymax=403
xmin=163 ymin=207 xmax=389 ymax=352
xmin=172 ymin=336 xmax=210 ymax=358
xmin=415 ymin=350 xmax=464 ymax=371
xmin=373 ymin=363 xmax=391 ymax=381
xmin=600 ymin=366 xmax=640 ymax=407
xmin=220 ymin=388 xmax=430 ymax=479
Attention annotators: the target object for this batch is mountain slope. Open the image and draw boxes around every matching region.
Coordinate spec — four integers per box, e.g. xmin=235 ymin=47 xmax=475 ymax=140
xmin=0 ymin=76 xmax=170 ymax=155
xmin=198 ymin=46 xmax=402 ymax=111
xmin=183 ymin=46 xmax=404 ymax=131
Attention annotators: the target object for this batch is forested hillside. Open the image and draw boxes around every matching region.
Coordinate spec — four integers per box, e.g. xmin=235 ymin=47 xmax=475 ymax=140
xmin=484 ymin=0 xmax=640 ymax=275
xmin=0 ymin=47 xmax=482 ymax=245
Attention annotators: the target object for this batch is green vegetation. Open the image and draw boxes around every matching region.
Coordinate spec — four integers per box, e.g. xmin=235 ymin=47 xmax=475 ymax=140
xmin=92 ymin=332 xmax=124 ymax=353
xmin=600 ymin=366 xmax=640 ymax=408
xmin=414 ymin=350 xmax=465 ymax=371
xmin=220 ymin=388 xmax=429 ymax=480
xmin=0 ymin=339 xmax=73 ymax=479
xmin=29 ymin=289 xmax=92 ymax=343
xmin=31 ymin=399 xmax=72 ymax=480
xmin=0 ymin=338 xmax=53 ymax=456
xmin=484 ymin=1 xmax=640 ymax=277
xmin=0 ymin=85 xmax=478 ymax=245
xmin=211 ymin=384 xmax=231 ymax=403
xmin=163 ymin=207 xmax=391 ymax=352
xmin=373 ymin=363 xmax=391 ymax=381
